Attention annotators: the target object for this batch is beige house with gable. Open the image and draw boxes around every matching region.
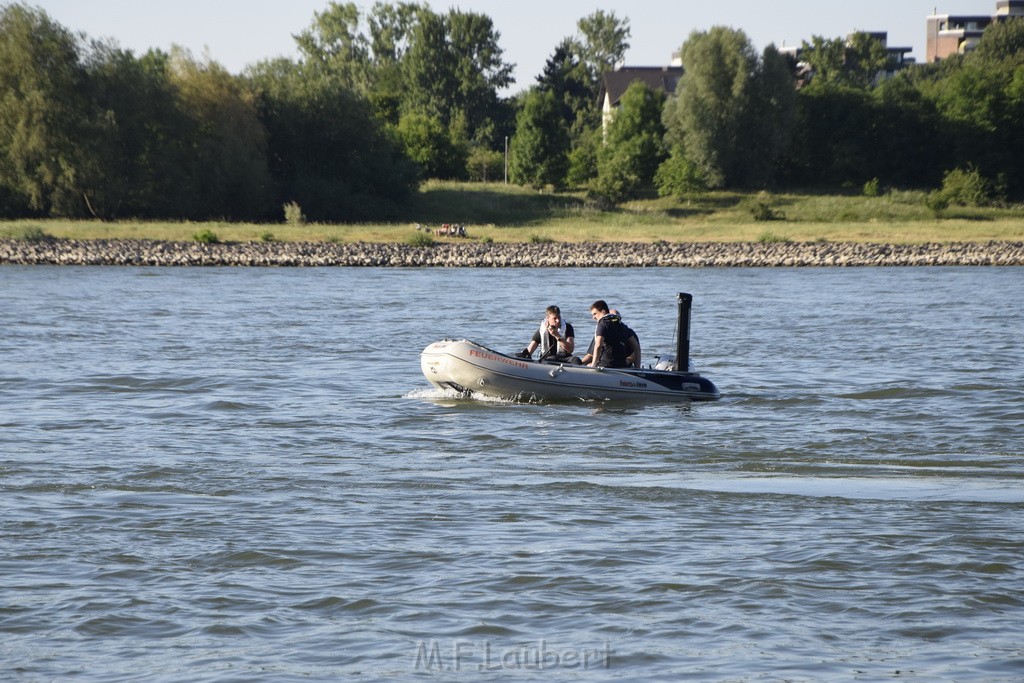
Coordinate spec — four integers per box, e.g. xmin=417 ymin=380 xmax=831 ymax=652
xmin=597 ymin=65 xmax=683 ymax=136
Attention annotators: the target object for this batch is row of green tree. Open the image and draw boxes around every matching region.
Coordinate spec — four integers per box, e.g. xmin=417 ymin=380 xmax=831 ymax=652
xmin=3 ymin=2 xmax=1024 ymax=222
xmin=0 ymin=2 xmax=519 ymax=220
xmin=512 ymin=19 xmax=1024 ymax=204
xmin=0 ymin=2 xmax=635 ymax=221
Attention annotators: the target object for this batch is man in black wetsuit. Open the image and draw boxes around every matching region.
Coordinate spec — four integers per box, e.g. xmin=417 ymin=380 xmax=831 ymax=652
xmin=587 ymin=300 xmax=633 ymax=368
xmin=581 ymin=307 xmax=641 ymax=368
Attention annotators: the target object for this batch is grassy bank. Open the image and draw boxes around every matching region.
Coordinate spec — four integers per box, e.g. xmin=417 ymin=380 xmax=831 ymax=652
xmin=3 ymin=182 xmax=1024 ymax=244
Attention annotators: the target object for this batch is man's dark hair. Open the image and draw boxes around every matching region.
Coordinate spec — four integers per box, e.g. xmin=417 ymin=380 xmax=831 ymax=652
xmin=590 ymin=300 xmax=609 ymax=313
xmin=546 ymin=305 xmax=561 ymax=316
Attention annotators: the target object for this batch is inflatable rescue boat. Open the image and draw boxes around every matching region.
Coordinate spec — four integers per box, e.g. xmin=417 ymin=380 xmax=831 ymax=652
xmin=420 ymin=293 xmax=720 ymax=402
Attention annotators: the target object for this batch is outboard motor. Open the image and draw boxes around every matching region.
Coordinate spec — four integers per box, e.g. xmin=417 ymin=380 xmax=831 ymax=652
xmin=654 ymin=355 xmax=694 ymax=372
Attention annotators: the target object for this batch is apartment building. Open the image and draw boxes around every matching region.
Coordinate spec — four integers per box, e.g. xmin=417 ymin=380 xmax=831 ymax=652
xmin=926 ymin=0 xmax=1024 ymax=61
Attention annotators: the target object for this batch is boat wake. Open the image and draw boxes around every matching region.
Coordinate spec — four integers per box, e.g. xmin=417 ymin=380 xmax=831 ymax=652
xmin=575 ymin=472 xmax=1024 ymax=503
xmin=404 ymin=386 xmax=517 ymax=404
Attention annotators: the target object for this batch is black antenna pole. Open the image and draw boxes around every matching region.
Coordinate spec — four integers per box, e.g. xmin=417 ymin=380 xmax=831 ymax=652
xmin=675 ymin=293 xmax=692 ymax=372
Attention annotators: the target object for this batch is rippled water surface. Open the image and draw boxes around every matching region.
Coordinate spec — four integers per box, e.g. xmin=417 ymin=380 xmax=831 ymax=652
xmin=2 ymin=265 xmax=1023 ymax=681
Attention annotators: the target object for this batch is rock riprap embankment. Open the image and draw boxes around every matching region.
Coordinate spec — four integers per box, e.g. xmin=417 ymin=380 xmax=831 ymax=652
xmin=2 ymin=239 xmax=1023 ymax=267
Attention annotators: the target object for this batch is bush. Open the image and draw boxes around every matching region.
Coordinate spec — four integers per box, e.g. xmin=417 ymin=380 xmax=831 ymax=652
xmin=258 ymin=231 xmax=276 ymax=242
xmin=936 ymin=167 xmax=995 ymax=207
xmin=466 ymin=148 xmax=505 ymax=183
xmin=757 ymin=230 xmax=791 ymax=243
xmin=925 ymin=191 xmax=950 ymax=213
xmin=588 ymin=165 xmax=640 ymax=205
xmin=863 ymin=178 xmax=881 ymax=197
xmin=406 ymin=231 xmax=435 ymax=247
xmin=566 ymin=130 xmax=600 ymax=188
xmin=283 ymin=201 xmax=305 ymax=226
xmin=193 ymin=228 xmax=220 ymax=244
xmin=924 ymin=166 xmax=1001 ymax=214
xmin=396 ymin=112 xmax=468 ymax=180
xmin=590 ymin=138 xmax=647 ymax=204
xmin=655 ymin=151 xmax=707 ymax=200
xmin=3 ymin=224 xmax=50 ymax=241
xmin=529 ymin=234 xmax=555 ymax=244
xmin=750 ymin=202 xmax=786 ymax=221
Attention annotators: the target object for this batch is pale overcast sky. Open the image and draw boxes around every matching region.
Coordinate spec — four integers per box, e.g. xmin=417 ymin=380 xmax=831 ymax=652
xmin=35 ymin=0 xmax=999 ymax=91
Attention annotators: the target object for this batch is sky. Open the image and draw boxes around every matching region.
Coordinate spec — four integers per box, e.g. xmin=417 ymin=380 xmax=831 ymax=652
xmin=35 ymin=0 xmax=1002 ymax=91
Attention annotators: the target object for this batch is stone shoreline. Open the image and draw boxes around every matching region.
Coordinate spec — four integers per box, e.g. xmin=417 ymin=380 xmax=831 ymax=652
xmin=2 ymin=238 xmax=1023 ymax=267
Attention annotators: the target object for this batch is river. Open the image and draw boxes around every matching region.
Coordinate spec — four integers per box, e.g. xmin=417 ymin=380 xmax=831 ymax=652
xmin=2 ymin=265 xmax=1022 ymax=681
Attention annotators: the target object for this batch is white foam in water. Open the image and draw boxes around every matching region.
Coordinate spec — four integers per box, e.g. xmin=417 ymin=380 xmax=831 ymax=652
xmin=403 ymin=387 xmax=454 ymax=400
xmin=581 ymin=473 xmax=1024 ymax=503
xmin=404 ymin=386 xmax=516 ymax=403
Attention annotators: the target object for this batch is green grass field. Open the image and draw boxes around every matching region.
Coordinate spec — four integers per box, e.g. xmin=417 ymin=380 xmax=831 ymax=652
xmin=3 ymin=181 xmax=1024 ymax=244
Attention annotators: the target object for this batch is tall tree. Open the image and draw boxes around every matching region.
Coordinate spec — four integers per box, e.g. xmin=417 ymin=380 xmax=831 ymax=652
xmin=366 ymin=0 xmax=422 ymax=63
xmin=508 ymin=89 xmax=570 ymax=189
xmin=536 ymin=38 xmax=594 ymax=134
xmin=591 ymin=81 xmax=666 ymax=202
xmin=536 ymin=12 xmax=630 ymax=189
xmin=401 ymin=8 xmax=513 ymax=146
xmin=168 ymin=48 xmax=272 ymax=220
xmin=365 ymin=1 xmax=423 ymax=122
xmin=741 ymin=44 xmax=797 ymax=186
xmin=801 ymin=32 xmax=893 ymax=91
xmin=0 ymin=4 xmax=94 ymax=216
xmin=81 ymin=44 xmax=195 ymax=218
xmin=577 ymin=10 xmax=631 ymax=90
xmin=785 ymin=32 xmax=936 ymax=188
xmin=925 ymin=56 xmax=1024 ymax=196
xmin=973 ymin=17 xmax=1024 ymax=64
xmin=665 ymin=27 xmax=758 ymax=188
xmin=395 ymin=112 xmax=465 ymax=179
xmin=446 ymin=9 xmax=514 ymax=146
xmin=782 ymin=84 xmax=874 ymax=186
xmin=290 ymin=3 xmax=514 ymax=177
xmin=400 ymin=9 xmax=459 ymax=124
xmin=869 ymin=75 xmax=944 ymax=188
xmin=248 ymin=57 xmax=418 ymax=221
xmin=293 ymin=2 xmax=371 ymax=91
xmin=663 ymin=27 xmax=794 ymax=188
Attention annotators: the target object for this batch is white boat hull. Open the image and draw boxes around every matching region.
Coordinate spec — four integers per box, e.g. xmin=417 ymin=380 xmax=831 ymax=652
xmin=421 ymin=339 xmax=720 ymax=402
